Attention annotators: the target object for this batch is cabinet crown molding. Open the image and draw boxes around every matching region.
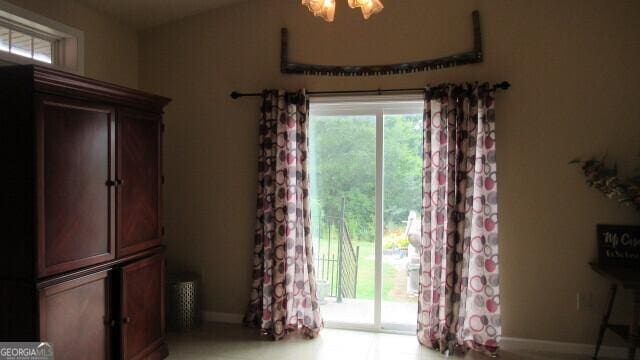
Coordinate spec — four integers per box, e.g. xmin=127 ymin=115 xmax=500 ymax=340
xmin=26 ymin=65 xmax=171 ymax=112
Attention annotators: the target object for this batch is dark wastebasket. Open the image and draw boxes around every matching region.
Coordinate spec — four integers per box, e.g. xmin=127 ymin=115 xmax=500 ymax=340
xmin=167 ymin=272 xmax=200 ymax=331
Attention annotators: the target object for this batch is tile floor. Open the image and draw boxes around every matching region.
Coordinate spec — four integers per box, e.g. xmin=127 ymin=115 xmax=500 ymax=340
xmin=166 ymin=323 xmax=620 ymax=360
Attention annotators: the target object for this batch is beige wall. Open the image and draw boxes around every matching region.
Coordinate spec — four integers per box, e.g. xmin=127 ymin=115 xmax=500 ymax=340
xmin=6 ymin=0 xmax=139 ymax=88
xmin=138 ymin=0 xmax=640 ymax=344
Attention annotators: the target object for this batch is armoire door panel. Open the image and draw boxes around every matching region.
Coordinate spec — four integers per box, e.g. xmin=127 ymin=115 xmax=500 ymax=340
xmin=120 ymin=254 xmax=165 ymax=360
xmin=37 ymin=96 xmax=116 ymax=277
xmin=0 ymin=65 xmax=170 ymax=360
xmin=38 ymin=270 xmax=110 ymax=360
xmin=117 ymin=110 xmax=161 ymax=257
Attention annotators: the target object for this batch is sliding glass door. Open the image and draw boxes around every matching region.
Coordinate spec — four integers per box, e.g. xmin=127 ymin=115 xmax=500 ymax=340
xmin=309 ymin=112 xmax=376 ymax=326
xmin=309 ymin=96 xmax=424 ymax=332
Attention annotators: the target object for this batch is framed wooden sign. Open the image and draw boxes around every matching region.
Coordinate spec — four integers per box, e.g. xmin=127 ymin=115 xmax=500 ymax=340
xmin=597 ymin=224 xmax=640 ymax=267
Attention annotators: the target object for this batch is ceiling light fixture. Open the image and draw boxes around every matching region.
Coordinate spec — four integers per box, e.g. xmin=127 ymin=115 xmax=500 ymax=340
xmin=348 ymin=0 xmax=384 ymax=20
xmin=302 ymin=0 xmax=383 ymax=22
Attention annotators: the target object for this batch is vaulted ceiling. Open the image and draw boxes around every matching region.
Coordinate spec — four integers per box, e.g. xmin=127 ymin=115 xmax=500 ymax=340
xmin=78 ymin=0 xmax=250 ymax=30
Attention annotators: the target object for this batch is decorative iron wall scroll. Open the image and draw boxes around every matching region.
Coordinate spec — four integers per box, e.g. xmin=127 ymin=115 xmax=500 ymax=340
xmin=281 ymin=11 xmax=483 ymax=76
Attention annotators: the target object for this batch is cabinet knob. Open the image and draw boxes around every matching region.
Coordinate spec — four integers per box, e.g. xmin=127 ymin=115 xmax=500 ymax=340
xmin=123 ymin=317 xmax=131 ymax=324
xmin=106 ymin=179 xmax=124 ymax=187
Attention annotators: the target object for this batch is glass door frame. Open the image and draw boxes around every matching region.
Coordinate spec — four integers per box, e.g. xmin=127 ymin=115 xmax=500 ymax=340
xmin=309 ymin=94 xmax=424 ymax=334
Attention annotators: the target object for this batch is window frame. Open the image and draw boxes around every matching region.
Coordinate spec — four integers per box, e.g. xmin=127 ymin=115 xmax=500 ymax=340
xmin=0 ymin=0 xmax=84 ymax=74
xmin=309 ymin=94 xmax=425 ymax=334
xmin=309 ymin=94 xmax=424 ymax=116
xmin=0 ymin=21 xmax=57 ymax=64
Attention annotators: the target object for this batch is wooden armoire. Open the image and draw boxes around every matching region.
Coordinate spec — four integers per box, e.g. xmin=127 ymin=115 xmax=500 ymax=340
xmin=0 ymin=65 xmax=170 ymax=360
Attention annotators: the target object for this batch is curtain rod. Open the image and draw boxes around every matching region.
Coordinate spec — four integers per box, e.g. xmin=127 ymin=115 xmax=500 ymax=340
xmin=230 ymin=81 xmax=510 ymax=99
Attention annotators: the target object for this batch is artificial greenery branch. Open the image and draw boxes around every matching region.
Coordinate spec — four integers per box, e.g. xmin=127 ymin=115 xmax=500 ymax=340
xmin=570 ymin=156 xmax=640 ymax=212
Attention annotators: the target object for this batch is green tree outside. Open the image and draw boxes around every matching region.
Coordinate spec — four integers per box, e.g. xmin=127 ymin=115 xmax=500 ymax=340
xmin=309 ymin=114 xmax=423 ymax=243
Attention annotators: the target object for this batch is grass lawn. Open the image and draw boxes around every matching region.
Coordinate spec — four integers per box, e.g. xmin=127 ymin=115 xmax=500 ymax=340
xmin=315 ymin=239 xmax=397 ymax=301
xmin=354 ymin=241 xmax=397 ymax=300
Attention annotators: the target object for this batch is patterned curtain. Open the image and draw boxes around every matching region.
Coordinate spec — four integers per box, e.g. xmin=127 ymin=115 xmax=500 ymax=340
xmin=244 ymin=90 xmax=323 ymax=340
xmin=418 ymin=84 xmax=501 ymax=355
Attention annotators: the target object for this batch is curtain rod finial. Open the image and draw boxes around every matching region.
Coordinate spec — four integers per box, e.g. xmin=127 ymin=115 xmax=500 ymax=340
xmin=230 ymin=91 xmax=241 ymax=99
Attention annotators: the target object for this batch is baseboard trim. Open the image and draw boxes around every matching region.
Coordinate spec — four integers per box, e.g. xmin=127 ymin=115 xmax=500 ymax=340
xmin=199 ymin=314 xmax=637 ymax=359
xmin=202 ymin=311 xmax=244 ymax=324
xmin=501 ymin=336 xmax=637 ymax=359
